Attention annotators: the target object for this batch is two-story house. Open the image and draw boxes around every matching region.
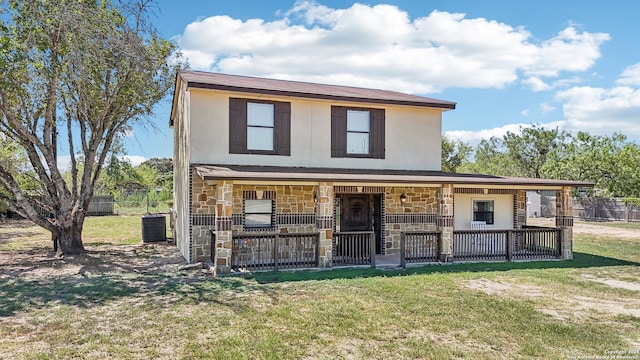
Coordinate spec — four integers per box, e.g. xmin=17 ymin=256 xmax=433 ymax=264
xmin=170 ymin=70 xmax=588 ymax=274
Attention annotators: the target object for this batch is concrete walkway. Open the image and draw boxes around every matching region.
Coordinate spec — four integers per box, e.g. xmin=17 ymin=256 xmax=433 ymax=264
xmin=375 ymin=254 xmax=402 ymax=268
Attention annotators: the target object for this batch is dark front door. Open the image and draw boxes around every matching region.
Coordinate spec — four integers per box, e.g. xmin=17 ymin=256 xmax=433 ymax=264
xmin=340 ymin=194 xmax=371 ymax=232
xmin=339 ymin=194 xmax=383 ymax=254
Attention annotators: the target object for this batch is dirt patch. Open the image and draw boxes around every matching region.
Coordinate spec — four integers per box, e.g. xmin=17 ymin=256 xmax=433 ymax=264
xmin=528 ymin=217 xmax=640 ymax=239
xmin=582 ymin=275 xmax=640 ymax=292
xmin=465 ymin=278 xmax=545 ymax=298
xmin=466 ymin=278 xmax=640 ymax=321
xmin=573 ymin=222 xmax=640 ymax=239
xmin=573 ymin=296 xmax=640 ymax=317
xmin=0 ymin=242 xmax=207 ymax=281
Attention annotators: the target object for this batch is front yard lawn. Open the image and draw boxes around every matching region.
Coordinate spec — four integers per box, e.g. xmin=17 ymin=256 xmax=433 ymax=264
xmin=0 ymin=216 xmax=638 ymax=359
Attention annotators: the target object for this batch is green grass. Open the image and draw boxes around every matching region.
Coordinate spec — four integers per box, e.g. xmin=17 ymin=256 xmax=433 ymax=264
xmin=0 ymin=215 xmax=168 ymax=250
xmin=1 ymin=217 xmax=639 ymax=359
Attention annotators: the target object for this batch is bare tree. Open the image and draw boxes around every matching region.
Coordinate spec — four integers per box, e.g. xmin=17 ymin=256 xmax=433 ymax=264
xmin=0 ymin=0 xmax=180 ymax=254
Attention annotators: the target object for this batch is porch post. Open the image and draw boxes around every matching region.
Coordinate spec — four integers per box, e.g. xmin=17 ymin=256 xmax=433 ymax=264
xmin=515 ymin=189 xmax=527 ymax=229
xmin=316 ymin=182 xmax=334 ymax=268
xmin=214 ymin=180 xmax=234 ymax=273
xmin=437 ymin=184 xmax=454 ymax=262
xmin=555 ymin=186 xmax=574 ymax=260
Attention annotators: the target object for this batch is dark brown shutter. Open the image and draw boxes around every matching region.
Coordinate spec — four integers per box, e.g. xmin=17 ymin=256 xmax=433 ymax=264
xmin=229 ymin=98 xmax=247 ymax=154
xmin=331 ymin=106 xmax=347 ymax=157
xmin=274 ymin=101 xmax=291 ymax=156
xmin=370 ymin=108 xmax=385 ymax=159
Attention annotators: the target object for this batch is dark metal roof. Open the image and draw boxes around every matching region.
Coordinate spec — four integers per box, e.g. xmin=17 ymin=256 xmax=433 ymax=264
xmin=170 ymin=71 xmax=456 ymax=125
xmin=194 ymin=165 xmax=594 ymax=188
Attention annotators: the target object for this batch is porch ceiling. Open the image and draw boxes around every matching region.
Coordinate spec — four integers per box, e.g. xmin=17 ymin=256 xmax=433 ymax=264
xmin=193 ymin=165 xmax=593 ymax=189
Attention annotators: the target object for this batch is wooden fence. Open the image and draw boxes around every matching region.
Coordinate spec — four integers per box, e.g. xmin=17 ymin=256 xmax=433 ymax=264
xmin=332 ymin=231 xmax=375 ymax=267
xmin=400 ymin=231 xmax=440 ymax=266
xmin=231 ymin=232 xmax=319 ymax=271
xmin=453 ymin=228 xmax=561 ymax=261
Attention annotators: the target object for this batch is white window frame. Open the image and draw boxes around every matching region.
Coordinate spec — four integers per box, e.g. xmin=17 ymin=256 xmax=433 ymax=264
xmin=346 ymin=110 xmax=370 ymax=155
xmin=472 ymin=199 xmax=495 ymax=225
xmin=247 ymin=102 xmax=274 ymax=151
xmin=244 ymin=199 xmax=274 ymax=229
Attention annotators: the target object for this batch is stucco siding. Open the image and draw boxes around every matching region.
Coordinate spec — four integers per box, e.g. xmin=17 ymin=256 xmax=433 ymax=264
xmin=172 ymin=80 xmax=191 ymax=261
xmin=187 ymin=88 xmax=443 ymax=171
xmin=453 ymin=194 xmax=514 ymax=230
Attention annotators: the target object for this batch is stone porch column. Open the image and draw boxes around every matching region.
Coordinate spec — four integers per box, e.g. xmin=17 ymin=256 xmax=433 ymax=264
xmin=515 ymin=189 xmax=527 ymax=229
xmin=437 ymin=184 xmax=454 ymax=262
xmin=555 ymin=186 xmax=574 ymax=259
xmin=214 ymin=180 xmax=234 ymax=273
xmin=316 ymin=182 xmax=334 ymax=268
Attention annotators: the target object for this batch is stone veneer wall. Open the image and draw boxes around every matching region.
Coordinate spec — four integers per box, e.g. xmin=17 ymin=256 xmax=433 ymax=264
xmin=190 ymin=175 xmax=217 ymax=262
xmin=384 ymin=187 xmax=438 ymax=255
xmin=231 ymin=185 xmax=318 ymax=234
xmin=556 ymin=186 xmax=574 ymax=259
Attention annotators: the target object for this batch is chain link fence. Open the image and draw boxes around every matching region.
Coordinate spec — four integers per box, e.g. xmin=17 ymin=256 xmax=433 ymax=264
xmin=90 ymin=190 xmax=172 ymax=216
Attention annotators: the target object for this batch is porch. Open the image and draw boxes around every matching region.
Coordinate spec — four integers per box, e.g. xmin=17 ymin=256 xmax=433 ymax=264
xmin=228 ymin=227 xmax=563 ymax=272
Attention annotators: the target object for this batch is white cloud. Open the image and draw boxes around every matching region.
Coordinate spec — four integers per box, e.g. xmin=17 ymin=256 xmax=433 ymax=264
xmin=523 ymin=27 xmax=610 ymax=78
xmin=521 ymin=109 xmax=530 ymax=116
xmin=522 ymin=76 xmax=550 ymax=91
xmin=446 ymin=82 xmax=640 ymax=146
xmin=176 ymin=1 xmax=609 ymax=93
xmin=522 ymin=75 xmax=582 ymax=91
xmin=57 ymin=155 xmax=147 ymax=172
xmin=555 ymin=85 xmax=640 ymax=138
xmin=445 ymin=123 xmax=528 ymax=146
xmin=120 ymin=156 xmax=147 ymax=166
xmin=617 ymin=63 xmax=640 ymax=86
xmin=539 ymin=102 xmax=556 ymax=113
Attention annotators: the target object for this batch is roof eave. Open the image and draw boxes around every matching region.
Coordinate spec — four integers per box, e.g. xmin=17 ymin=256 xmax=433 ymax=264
xmin=193 ymin=165 xmax=593 ymax=188
xmin=169 ymin=72 xmax=182 ymax=128
xmin=186 ymin=81 xmax=456 ymax=110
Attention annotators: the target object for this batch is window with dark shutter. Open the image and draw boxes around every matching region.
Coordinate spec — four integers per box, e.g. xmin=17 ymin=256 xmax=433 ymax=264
xmin=331 ymin=106 xmax=385 ymax=159
xmin=229 ymin=98 xmax=290 ymax=156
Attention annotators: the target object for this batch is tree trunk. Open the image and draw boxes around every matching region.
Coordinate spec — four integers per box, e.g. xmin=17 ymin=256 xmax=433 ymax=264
xmin=57 ymin=219 xmax=85 ymax=255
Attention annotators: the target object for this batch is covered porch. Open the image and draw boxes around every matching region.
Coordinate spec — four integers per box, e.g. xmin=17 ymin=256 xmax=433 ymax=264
xmin=187 ymin=165 xmax=588 ymax=273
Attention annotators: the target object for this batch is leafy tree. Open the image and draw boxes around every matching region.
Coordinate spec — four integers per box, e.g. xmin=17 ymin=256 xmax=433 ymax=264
xmin=140 ymin=157 xmax=173 ymax=188
xmin=465 ymin=124 xmax=569 ymax=178
xmin=503 ymin=124 xmax=569 ymax=178
xmin=0 ymin=0 xmax=180 ymax=254
xmin=441 ymin=136 xmax=472 ymax=173
xmin=464 ymin=137 xmax=517 ymax=176
xmin=544 ymin=132 xmax=640 ymax=197
xmin=103 ymin=155 xmax=149 ymax=192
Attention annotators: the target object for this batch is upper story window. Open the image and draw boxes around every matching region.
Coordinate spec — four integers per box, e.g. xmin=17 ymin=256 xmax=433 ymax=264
xmin=347 ymin=110 xmax=370 ymax=154
xmin=247 ymin=102 xmax=274 ymax=151
xmin=229 ymin=98 xmax=290 ymax=156
xmin=331 ymin=106 xmax=385 ymax=159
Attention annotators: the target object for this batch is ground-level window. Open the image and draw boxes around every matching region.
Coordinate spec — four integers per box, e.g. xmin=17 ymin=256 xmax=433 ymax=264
xmin=473 ymin=200 xmax=494 ymax=225
xmin=244 ymin=199 xmax=274 ymax=228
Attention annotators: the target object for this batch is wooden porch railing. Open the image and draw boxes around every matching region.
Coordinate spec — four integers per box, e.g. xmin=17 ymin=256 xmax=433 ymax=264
xmin=512 ymin=228 xmax=561 ymax=260
xmin=333 ymin=231 xmax=375 ymax=267
xmin=400 ymin=231 xmax=440 ymax=267
xmin=453 ymin=228 xmax=561 ymax=261
xmin=231 ymin=232 xmax=320 ymax=271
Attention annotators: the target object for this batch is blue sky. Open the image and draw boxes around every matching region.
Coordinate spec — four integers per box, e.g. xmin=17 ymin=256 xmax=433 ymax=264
xmin=125 ymin=0 xmax=640 ymax=163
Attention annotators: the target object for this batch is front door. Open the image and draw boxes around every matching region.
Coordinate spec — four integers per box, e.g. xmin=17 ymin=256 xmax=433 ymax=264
xmin=338 ymin=194 xmax=383 ymax=254
xmin=340 ymin=194 xmax=371 ymax=232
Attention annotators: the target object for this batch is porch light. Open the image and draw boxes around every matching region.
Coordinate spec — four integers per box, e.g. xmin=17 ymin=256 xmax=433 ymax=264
xmin=400 ymin=193 xmax=407 ymax=204
xmin=313 ymin=192 xmax=317 ymax=203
